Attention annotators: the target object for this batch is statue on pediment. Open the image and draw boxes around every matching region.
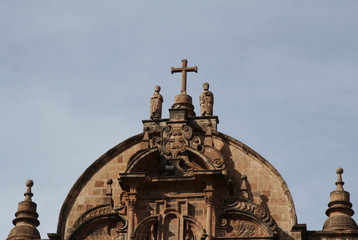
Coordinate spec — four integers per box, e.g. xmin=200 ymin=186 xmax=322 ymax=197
xmin=150 ymin=85 xmax=163 ymax=120
xmin=200 ymin=82 xmax=213 ymax=116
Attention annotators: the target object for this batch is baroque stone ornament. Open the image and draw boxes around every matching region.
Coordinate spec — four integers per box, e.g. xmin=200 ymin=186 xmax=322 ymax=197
xmin=200 ymin=82 xmax=214 ymax=116
xmin=144 ymin=113 xmax=227 ymax=176
xmin=217 ymin=218 xmax=260 ymax=238
xmin=160 ymin=124 xmax=193 ymax=159
xmin=72 ymin=205 xmax=114 ymax=229
xmin=217 ymin=200 xmax=277 ymax=238
xmin=133 ymin=200 xmax=206 ymax=240
xmin=150 ymin=85 xmax=163 ymax=120
xmin=69 ymin=205 xmax=128 ymax=240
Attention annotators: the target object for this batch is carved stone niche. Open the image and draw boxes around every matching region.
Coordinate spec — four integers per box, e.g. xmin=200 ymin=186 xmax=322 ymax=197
xmin=68 ymin=205 xmax=127 ymax=240
xmin=132 ymin=201 xmax=207 ymax=240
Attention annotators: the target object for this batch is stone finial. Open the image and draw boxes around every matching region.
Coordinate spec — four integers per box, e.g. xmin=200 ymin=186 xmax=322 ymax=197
xmin=323 ymin=168 xmax=358 ymax=231
xmin=7 ymin=180 xmax=41 ymax=240
xmin=335 ymin=167 xmax=344 ymax=191
xmin=200 ymin=82 xmax=214 ymax=116
xmin=150 ymin=85 xmax=163 ymax=120
xmin=24 ymin=179 xmax=34 ymax=201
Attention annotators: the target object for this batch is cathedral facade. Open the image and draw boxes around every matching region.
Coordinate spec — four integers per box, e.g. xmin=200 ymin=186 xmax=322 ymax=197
xmin=7 ymin=60 xmax=358 ymax=240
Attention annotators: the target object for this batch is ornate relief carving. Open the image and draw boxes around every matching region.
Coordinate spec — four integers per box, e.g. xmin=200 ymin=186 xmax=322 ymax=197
xmin=147 ymin=122 xmax=228 ymax=176
xmin=223 ymin=200 xmax=277 ymax=231
xmin=70 ymin=203 xmax=128 ymax=240
xmin=70 ymin=211 xmax=127 ymax=240
xmin=159 ymin=125 xmax=192 ymax=159
xmin=217 ymin=218 xmax=261 ymax=238
xmin=201 ymin=146 xmax=225 ymax=171
xmin=216 ymin=200 xmax=277 ymax=238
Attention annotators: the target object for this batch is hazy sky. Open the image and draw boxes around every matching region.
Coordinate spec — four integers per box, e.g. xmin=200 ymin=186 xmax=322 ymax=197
xmin=1 ymin=1 xmax=358 ymax=238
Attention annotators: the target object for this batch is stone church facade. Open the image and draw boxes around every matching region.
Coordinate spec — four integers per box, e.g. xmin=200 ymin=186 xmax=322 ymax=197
xmin=7 ymin=60 xmax=358 ymax=240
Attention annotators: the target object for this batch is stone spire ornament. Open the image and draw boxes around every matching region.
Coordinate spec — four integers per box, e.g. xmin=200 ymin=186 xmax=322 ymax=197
xmin=7 ymin=180 xmax=41 ymax=240
xmin=150 ymin=85 xmax=163 ymax=120
xmin=200 ymin=82 xmax=214 ymax=116
xmin=171 ymin=59 xmax=197 ymax=117
xmin=323 ymin=168 xmax=358 ymax=231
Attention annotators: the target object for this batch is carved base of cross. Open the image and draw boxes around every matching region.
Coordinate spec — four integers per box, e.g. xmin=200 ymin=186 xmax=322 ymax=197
xmin=172 ymin=93 xmax=196 ymax=117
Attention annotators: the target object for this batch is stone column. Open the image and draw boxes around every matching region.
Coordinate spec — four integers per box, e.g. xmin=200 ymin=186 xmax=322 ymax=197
xmin=204 ymin=186 xmax=214 ymax=240
xmin=127 ymin=189 xmax=137 ymax=240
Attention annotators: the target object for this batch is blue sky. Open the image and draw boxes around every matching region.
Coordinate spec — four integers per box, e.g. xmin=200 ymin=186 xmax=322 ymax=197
xmin=1 ymin=1 xmax=358 ymax=238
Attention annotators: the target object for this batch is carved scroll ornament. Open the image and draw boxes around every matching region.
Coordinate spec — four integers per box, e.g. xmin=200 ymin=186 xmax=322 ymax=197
xmin=217 ymin=200 xmax=277 ymax=238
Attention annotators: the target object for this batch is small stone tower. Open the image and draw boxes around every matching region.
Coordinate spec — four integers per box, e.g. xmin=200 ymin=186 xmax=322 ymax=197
xmin=7 ymin=180 xmax=41 ymax=240
xmin=323 ymin=168 xmax=358 ymax=231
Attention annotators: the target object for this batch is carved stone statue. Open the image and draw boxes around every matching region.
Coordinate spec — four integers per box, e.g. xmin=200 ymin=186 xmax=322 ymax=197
xmin=200 ymin=83 xmax=214 ymax=116
xmin=150 ymin=85 xmax=163 ymax=120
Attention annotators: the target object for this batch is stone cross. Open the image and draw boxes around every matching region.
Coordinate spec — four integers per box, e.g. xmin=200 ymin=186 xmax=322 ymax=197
xmin=171 ymin=59 xmax=198 ymax=94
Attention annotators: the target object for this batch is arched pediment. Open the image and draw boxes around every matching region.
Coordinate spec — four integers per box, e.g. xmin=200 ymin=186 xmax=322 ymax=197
xmin=124 ymin=122 xmax=228 ymax=177
xmin=68 ymin=205 xmax=127 ymax=240
xmin=125 ymin=148 xmax=162 ymax=174
xmin=54 ymin=125 xmax=297 ymax=239
xmin=124 ymin=146 xmax=222 ymax=176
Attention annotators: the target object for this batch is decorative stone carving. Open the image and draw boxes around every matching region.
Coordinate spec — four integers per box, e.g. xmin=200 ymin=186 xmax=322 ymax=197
xmin=69 ymin=206 xmax=128 ymax=240
xmin=217 ymin=218 xmax=262 ymax=238
xmin=144 ymin=120 xmax=228 ymax=176
xmin=217 ymin=200 xmax=277 ymax=238
xmin=200 ymin=83 xmax=214 ymax=116
xmin=72 ymin=205 xmax=114 ymax=229
xmin=133 ymin=199 xmax=206 ymax=240
xmin=160 ymin=124 xmax=193 ymax=159
xmin=150 ymin=85 xmax=163 ymax=120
